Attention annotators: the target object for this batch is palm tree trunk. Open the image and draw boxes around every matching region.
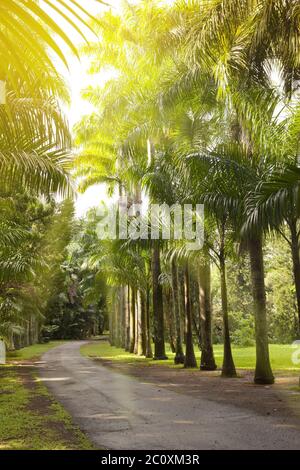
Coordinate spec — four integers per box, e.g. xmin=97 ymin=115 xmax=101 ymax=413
xmin=129 ymin=287 xmax=135 ymax=353
xmin=179 ymin=269 xmax=186 ymax=343
xmin=190 ymin=280 xmax=202 ymax=348
xmin=198 ymin=258 xmax=217 ymax=371
xmin=141 ymin=292 xmax=147 ymax=355
xmin=124 ymin=285 xmax=130 ymax=351
xmin=115 ymin=290 xmax=121 ymax=347
xmin=289 ymin=219 xmax=300 ymax=337
xmin=145 ymin=286 xmax=153 ymax=358
xmin=109 ymin=300 xmax=113 ymax=345
xmin=165 ymin=290 xmax=176 ymax=353
xmin=248 ymin=236 xmax=274 ymax=384
xmin=109 ymin=290 xmax=117 ymax=346
xmin=184 ymin=264 xmax=197 ymax=368
xmin=171 ymin=258 xmax=185 ymax=364
xmin=152 ymin=243 xmax=168 ymax=360
xmin=120 ymin=287 xmax=125 ymax=348
xmin=220 ymin=254 xmax=237 ymax=377
xmin=134 ymin=289 xmax=138 ymax=354
xmin=136 ymin=290 xmax=145 ymax=355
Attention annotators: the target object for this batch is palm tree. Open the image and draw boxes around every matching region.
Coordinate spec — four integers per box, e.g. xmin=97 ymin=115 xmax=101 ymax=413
xmin=245 ymin=163 xmax=300 ymax=336
xmin=217 ymin=220 xmax=237 ymax=377
xmin=197 ymin=251 xmax=217 ymax=371
xmin=204 ymin=216 xmax=237 ymax=377
xmin=152 ymin=242 xmax=168 ymax=360
xmin=183 ymin=262 xmax=198 ymax=368
xmin=187 ymin=140 xmax=274 ymax=383
xmin=241 ymin=98 xmax=300 ymax=336
xmin=171 ymin=257 xmax=185 ymax=364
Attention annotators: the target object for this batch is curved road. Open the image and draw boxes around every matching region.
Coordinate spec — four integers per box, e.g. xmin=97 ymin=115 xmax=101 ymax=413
xmin=39 ymin=341 xmax=300 ymax=450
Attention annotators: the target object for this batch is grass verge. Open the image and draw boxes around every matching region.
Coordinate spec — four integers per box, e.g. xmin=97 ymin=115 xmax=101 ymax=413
xmin=6 ymin=340 xmax=66 ymax=361
xmin=0 ymin=341 xmax=94 ymax=450
xmin=81 ymin=341 xmax=300 ymax=373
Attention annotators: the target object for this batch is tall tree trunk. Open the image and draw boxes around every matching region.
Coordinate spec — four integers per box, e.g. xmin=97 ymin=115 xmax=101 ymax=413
xmin=129 ymin=287 xmax=135 ymax=353
xmin=191 ymin=279 xmax=202 ymax=349
xmin=109 ymin=300 xmax=113 ymax=345
xmin=165 ymin=290 xmax=176 ymax=353
xmin=198 ymin=258 xmax=217 ymax=371
xmin=134 ymin=289 xmax=138 ymax=354
xmin=136 ymin=290 xmax=145 ymax=356
xmin=29 ymin=316 xmax=33 ymax=346
xmin=145 ymin=286 xmax=153 ymax=358
xmin=289 ymin=219 xmax=300 ymax=337
xmin=220 ymin=254 xmax=237 ymax=377
xmin=136 ymin=290 xmax=142 ymax=355
xmin=171 ymin=258 xmax=185 ymax=364
xmin=184 ymin=264 xmax=197 ymax=368
xmin=248 ymin=236 xmax=274 ymax=384
xmin=109 ymin=290 xmax=116 ymax=346
xmin=152 ymin=243 xmax=168 ymax=360
xmin=119 ymin=287 xmax=125 ymax=348
xmin=124 ymin=285 xmax=130 ymax=351
xmin=179 ymin=269 xmax=186 ymax=343
xmin=115 ymin=290 xmax=120 ymax=347
xmin=141 ymin=292 xmax=147 ymax=355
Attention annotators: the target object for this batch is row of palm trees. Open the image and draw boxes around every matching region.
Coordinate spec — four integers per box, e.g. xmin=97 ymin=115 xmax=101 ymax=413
xmin=75 ymin=0 xmax=300 ymax=384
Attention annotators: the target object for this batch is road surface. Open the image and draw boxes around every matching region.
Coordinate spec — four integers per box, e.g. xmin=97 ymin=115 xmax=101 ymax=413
xmin=39 ymin=341 xmax=300 ymax=450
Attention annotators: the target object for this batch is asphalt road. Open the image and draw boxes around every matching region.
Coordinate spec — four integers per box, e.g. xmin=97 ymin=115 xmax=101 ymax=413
xmin=39 ymin=341 xmax=300 ymax=450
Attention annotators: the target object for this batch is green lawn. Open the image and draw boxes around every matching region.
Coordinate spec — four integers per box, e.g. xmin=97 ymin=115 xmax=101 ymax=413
xmin=81 ymin=341 xmax=300 ymax=372
xmin=1 ymin=341 xmax=94 ymax=450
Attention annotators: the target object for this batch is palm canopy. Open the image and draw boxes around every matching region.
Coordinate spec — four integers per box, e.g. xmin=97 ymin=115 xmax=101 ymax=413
xmin=0 ymin=1 xmax=107 ymax=90
xmin=0 ymin=87 xmax=73 ymax=197
xmin=175 ymin=0 xmax=300 ymax=97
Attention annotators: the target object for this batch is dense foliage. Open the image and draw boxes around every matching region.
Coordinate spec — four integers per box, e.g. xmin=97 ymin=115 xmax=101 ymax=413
xmin=42 ymin=213 xmax=107 ymax=341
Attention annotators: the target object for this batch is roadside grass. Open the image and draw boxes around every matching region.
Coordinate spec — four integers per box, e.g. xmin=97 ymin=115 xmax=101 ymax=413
xmin=81 ymin=341 xmax=300 ymax=373
xmin=0 ymin=341 xmax=94 ymax=450
xmin=6 ymin=340 xmax=66 ymax=361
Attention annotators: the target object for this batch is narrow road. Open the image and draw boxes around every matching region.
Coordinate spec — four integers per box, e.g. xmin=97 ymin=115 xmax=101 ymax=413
xmin=39 ymin=341 xmax=300 ymax=450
